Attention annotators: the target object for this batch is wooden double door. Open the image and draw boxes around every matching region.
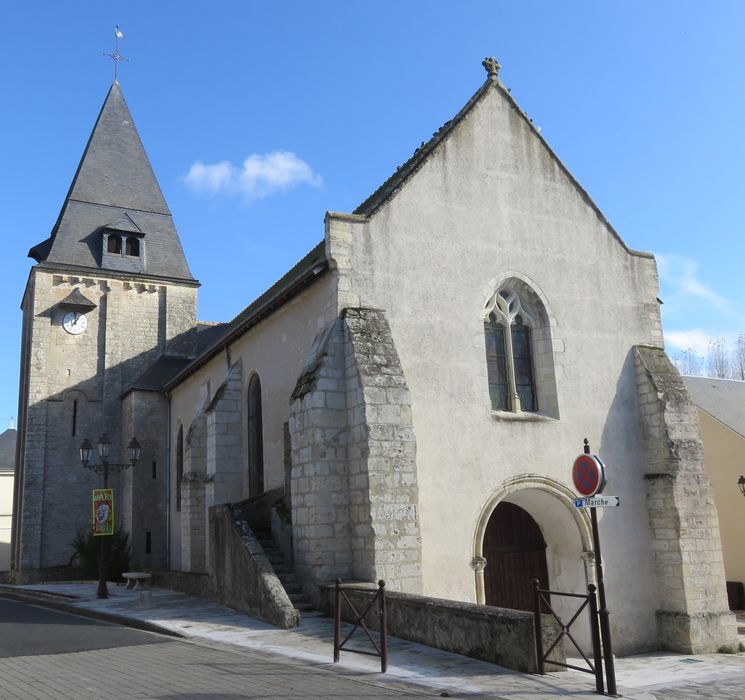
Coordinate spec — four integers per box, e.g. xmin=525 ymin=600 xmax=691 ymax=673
xmin=483 ymin=501 xmax=549 ymax=612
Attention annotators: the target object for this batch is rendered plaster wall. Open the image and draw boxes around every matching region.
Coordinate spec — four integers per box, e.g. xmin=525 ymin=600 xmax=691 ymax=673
xmin=634 ymin=346 xmax=736 ymax=652
xmin=325 ymin=79 xmax=665 ymax=653
xmin=0 ymin=471 xmax=14 ymax=571
xmin=696 ymin=411 xmax=745 ymax=587
xmin=14 ymin=267 xmax=196 ymax=574
xmin=167 ymin=274 xmax=335 ymax=571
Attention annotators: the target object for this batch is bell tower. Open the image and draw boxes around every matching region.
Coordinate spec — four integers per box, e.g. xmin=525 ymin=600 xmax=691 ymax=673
xmin=12 ymin=81 xmax=198 ymax=579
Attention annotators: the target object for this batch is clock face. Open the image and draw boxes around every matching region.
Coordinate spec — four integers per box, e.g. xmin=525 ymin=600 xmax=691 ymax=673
xmin=62 ymin=311 xmax=88 ymax=335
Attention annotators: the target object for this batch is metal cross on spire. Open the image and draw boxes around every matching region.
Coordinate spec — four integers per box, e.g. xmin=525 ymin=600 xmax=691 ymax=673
xmin=103 ymin=25 xmax=129 ymax=82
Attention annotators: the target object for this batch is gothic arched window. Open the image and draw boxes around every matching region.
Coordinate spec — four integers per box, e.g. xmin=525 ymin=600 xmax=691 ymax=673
xmin=247 ymin=374 xmax=265 ymax=497
xmin=176 ymin=425 xmax=184 ymax=512
xmin=125 ymin=237 xmax=140 ymax=256
xmin=484 ymin=290 xmax=537 ymax=413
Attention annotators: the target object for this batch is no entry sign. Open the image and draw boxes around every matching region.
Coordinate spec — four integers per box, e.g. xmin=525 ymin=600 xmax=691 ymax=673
xmin=572 ymin=454 xmax=606 ymax=497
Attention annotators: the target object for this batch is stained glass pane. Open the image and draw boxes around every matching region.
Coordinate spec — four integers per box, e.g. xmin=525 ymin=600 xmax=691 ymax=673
xmin=511 ymin=320 xmax=537 ymax=412
xmin=485 ymin=318 xmax=508 ymax=410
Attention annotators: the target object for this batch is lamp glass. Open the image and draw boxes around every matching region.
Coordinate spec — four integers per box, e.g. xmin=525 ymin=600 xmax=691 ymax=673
xmin=127 ymin=437 xmax=142 ymax=465
xmin=79 ymin=438 xmax=93 ymax=465
xmin=738 ymin=475 xmax=745 ymax=497
xmin=97 ymin=434 xmax=111 ymax=460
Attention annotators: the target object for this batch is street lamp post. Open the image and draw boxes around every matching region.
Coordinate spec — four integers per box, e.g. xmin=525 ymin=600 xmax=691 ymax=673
xmin=79 ymin=434 xmax=141 ymax=599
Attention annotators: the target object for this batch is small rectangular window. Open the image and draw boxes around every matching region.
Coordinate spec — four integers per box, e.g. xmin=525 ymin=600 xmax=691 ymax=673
xmin=152 ymin=461 xmax=157 ymax=480
xmin=145 ymin=531 xmax=152 ymax=554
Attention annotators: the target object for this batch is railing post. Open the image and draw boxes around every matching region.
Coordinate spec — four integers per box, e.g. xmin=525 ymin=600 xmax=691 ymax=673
xmin=532 ymin=578 xmax=545 ymax=674
xmin=379 ymin=579 xmax=387 ymax=673
xmin=588 ymin=584 xmax=604 ymax=695
xmin=334 ymin=577 xmax=341 ymax=663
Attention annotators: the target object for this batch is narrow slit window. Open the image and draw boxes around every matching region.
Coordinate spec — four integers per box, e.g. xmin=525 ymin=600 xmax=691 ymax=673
xmin=145 ymin=531 xmax=152 ymax=554
xmin=72 ymin=399 xmax=78 ymax=436
xmin=152 ymin=460 xmax=157 ymax=480
xmin=176 ymin=426 xmax=183 ymax=512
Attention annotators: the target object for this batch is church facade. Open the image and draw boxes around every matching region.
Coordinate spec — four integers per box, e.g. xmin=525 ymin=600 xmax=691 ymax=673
xmin=12 ymin=60 xmax=737 ymax=655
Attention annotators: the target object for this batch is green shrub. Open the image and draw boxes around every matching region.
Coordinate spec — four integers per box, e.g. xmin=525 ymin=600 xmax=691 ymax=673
xmin=71 ymin=528 xmax=132 ymax=581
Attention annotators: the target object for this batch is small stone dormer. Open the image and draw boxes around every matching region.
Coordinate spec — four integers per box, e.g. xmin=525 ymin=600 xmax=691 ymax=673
xmin=101 ymin=214 xmax=145 ymax=273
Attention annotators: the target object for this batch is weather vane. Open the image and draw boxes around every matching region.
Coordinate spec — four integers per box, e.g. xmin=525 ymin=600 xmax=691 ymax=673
xmin=103 ymin=26 xmax=129 ymax=81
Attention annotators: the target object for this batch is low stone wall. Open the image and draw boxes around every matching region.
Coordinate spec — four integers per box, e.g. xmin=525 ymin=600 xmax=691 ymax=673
xmin=210 ymin=503 xmax=299 ymax=629
xmin=320 ymin=582 xmax=564 ymax=673
xmin=151 ymin=570 xmax=211 ymax=599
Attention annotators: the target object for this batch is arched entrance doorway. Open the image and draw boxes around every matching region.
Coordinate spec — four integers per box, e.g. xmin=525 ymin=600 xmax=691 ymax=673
xmin=483 ymin=501 xmax=549 ymax=611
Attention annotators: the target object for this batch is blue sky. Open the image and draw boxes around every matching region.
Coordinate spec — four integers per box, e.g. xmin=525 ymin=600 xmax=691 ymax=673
xmin=2 ymin=1 xmax=744 ymax=425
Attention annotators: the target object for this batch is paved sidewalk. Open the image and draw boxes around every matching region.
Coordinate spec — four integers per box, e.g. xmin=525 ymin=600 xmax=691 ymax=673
xmin=2 ymin=582 xmax=744 ymax=699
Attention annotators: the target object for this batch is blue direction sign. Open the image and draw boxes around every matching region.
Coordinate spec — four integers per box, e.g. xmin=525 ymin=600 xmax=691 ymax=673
xmin=573 ymin=495 xmax=620 ymax=509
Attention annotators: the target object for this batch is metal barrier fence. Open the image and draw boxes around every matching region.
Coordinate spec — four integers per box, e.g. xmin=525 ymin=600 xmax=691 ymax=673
xmin=333 ymin=578 xmax=388 ymax=673
xmin=533 ymin=579 xmax=604 ymax=695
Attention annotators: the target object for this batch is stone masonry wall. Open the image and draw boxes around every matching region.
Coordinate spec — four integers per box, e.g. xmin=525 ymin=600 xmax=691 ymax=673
xmin=182 ymin=411 xmax=208 ymax=573
xmin=289 ymin=309 xmax=422 ymax=599
xmin=14 ymin=267 xmax=197 ymax=576
xmin=635 ymin=345 xmax=737 ymax=652
xmin=289 ymin=319 xmax=353 ymax=598
xmin=120 ymin=390 xmax=169 ymax=569
xmin=206 ymin=360 xmax=244 ymax=507
xmin=343 ymin=308 xmax=422 ymax=592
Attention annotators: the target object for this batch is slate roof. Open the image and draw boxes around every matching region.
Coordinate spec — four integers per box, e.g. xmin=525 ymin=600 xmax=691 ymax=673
xmin=683 ymin=376 xmax=745 ymax=439
xmin=164 ymin=242 xmax=327 ymax=391
xmin=29 ymin=82 xmax=195 ymax=282
xmin=0 ymin=428 xmax=16 ymax=471
xmin=124 ymin=355 xmax=195 ymax=394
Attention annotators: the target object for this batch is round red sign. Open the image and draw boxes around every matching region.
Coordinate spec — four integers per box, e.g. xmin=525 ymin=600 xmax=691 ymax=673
xmin=572 ymin=454 xmax=606 ymax=497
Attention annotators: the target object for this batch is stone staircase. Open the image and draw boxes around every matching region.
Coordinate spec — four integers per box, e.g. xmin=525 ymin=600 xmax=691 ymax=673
xmin=254 ymin=529 xmax=318 ymax=616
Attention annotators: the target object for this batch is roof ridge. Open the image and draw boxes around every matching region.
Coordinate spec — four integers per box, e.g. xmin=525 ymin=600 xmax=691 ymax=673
xmin=354 ymin=70 xmax=652 ymax=259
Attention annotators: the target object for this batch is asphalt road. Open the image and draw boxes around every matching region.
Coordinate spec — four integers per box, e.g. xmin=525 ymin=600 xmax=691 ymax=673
xmin=0 ymin=597 xmax=170 ymax=657
xmin=0 ymin=597 xmax=432 ymax=699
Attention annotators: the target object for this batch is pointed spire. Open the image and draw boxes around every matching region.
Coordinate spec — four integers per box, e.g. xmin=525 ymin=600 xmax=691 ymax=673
xmin=29 ymin=83 xmax=194 ymax=281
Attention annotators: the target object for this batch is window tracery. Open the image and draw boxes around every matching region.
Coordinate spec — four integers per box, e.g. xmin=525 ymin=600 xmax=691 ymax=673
xmin=484 ymin=289 xmax=537 ymax=413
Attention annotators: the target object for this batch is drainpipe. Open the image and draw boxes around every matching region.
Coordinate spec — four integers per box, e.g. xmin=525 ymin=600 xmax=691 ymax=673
xmin=165 ymin=395 xmax=171 ymax=570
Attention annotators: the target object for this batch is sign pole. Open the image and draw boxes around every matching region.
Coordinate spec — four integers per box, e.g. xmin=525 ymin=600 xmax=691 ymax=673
xmin=584 ymin=440 xmax=617 ymax=696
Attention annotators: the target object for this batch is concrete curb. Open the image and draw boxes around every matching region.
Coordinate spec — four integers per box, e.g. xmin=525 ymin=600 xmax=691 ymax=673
xmin=0 ymin=586 xmax=185 ymax=640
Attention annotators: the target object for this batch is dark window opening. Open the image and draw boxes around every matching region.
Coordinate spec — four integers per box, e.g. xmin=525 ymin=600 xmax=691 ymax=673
xmin=107 ymin=235 xmax=122 ymax=254
xmin=176 ymin=426 xmax=184 ymax=512
xmin=484 ymin=315 xmax=509 ymax=410
xmin=145 ymin=531 xmax=152 ymax=554
xmin=72 ymin=399 xmax=78 ymax=437
xmin=247 ymin=374 xmax=265 ymax=497
xmin=511 ymin=315 xmax=537 ymax=412
xmin=152 ymin=460 xmax=157 ymax=480
xmin=125 ymin=237 xmax=140 ymax=256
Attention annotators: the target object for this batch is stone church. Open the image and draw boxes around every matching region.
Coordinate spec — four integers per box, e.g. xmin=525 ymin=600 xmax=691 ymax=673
xmin=12 ymin=59 xmax=737 ymax=655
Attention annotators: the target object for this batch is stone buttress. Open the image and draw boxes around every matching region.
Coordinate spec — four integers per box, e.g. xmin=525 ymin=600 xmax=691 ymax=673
xmin=289 ymin=308 xmax=422 ymax=600
xmin=635 ymin=345 xmax=738 ymax=653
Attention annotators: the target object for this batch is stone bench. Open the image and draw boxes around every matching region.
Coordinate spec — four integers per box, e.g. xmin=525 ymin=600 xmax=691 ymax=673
xmin=122 ymin=572 xmax=152 ymax=590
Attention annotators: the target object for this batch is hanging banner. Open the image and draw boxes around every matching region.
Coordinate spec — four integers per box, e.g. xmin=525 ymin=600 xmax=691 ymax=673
xmin=92 ymin=488 xmax=114 ymax=536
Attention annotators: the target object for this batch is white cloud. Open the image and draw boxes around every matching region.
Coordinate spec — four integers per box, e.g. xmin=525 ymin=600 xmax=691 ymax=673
xmin=655 ymin=253 xmax=729 ymax=311
xmin=664 ymin=328 xmax=714 ymax=356
xmin=185 ymin=151 xmax=323 ymax=202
